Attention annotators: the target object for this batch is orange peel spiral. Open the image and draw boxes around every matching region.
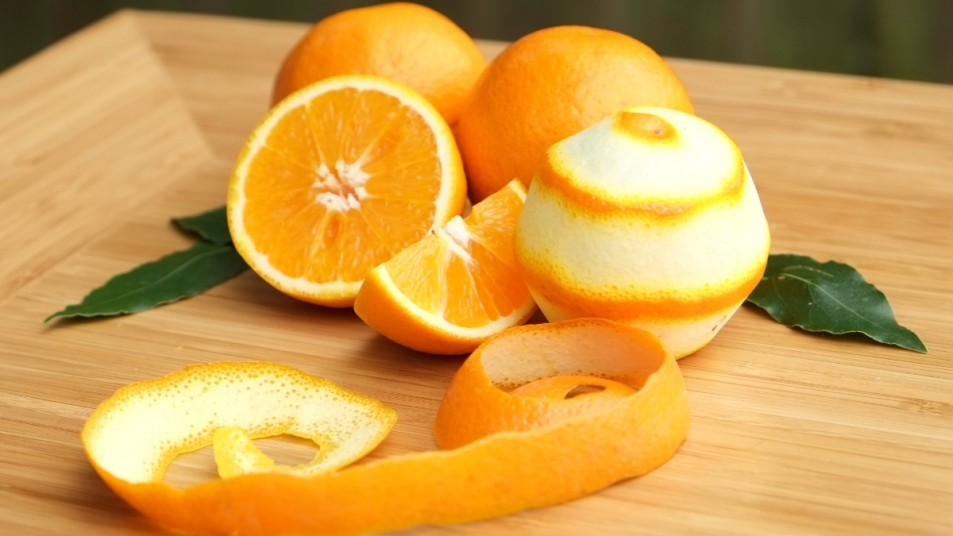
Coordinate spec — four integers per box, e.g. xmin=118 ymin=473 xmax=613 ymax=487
xmin=83 ymin=320 xmax=689 ymax=535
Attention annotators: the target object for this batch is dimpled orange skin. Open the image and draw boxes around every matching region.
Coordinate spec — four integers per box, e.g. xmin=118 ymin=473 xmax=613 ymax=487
xmin=272 ymin=2 xmax=487 ymax=125
xmin=87 ymin=320 xmax=689 ymax=536
xmin=454 ymin=25 xmax=694 ymax=201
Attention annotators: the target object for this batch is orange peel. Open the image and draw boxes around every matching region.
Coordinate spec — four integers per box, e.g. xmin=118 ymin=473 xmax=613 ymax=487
xmin=83 ymin=320 xmax=689 ymax=535
xmin=82 ymin=362 xmax=396 ymax=482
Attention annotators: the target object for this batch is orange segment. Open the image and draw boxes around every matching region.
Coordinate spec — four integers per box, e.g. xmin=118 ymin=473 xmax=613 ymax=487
xmin=354 ymin=180 xmax=537 ymax=354
xmin=83 ymin=320 xmax=689 ymax=536
xmin=228 ymin=75 xmax=466 ymax=307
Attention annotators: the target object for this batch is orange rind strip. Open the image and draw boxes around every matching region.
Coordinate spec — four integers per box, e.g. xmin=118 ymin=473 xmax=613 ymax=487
xmin=82 ymin=362 xmax=397 ymax=482
xmin=83 ymin=320 xmax=689 ymax=535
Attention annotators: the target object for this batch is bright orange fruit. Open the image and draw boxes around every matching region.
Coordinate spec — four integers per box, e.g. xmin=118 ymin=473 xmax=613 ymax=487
xmin=455 ymin=25 xmax=694 ymax=201
xmin=83 ymin=320 xmax=689 ymax=536
xmin=354 ymin=180 xmax=536 ymax=354
xmin=273 ymin=2 xmax=487 ymax=125
xmin=228 ymin=75 xmax=467 ymax=307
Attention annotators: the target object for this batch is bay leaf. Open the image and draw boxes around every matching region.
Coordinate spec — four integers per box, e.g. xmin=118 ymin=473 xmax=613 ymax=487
xmin=46 ymin=241 xmax=248 ymax=322
xmin=745 ymin=254 xmax=926 ymax=352
xmin=172 ymin=206 xmax=232 ymax=245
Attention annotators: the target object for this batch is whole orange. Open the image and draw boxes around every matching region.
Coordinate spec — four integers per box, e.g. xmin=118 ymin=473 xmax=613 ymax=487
xmin=454 ymin=26 xmax=694 ymax=201
xmin=272 ymin=2 xmax=487 ymax=125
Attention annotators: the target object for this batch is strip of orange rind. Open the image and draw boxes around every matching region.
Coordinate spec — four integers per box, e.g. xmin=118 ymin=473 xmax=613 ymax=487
xmin=84 ymin=320 xmax=688 ymax=535
xmin=82 ymin=362 xmax=397 ymax=484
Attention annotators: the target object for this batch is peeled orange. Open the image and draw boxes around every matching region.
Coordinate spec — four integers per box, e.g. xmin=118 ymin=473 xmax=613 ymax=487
xmin=455 ymin=25 xmax=694 ymax=201
xmin=513 ymin=106 xmax=771 ymax=358
xmin=354 ymin=180 xmax=536 ymax=354
xmin=228 ymin=75 xmax=467 ymax=307
xmin=273 ymin=2 xmax=487 ymax=125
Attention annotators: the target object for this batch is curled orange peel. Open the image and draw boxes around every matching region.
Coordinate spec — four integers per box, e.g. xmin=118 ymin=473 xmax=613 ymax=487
xmin=83 ymin=320 xmax=689 ymax=535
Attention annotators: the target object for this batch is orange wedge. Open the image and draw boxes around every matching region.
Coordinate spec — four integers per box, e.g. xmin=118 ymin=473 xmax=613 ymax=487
xmin=83 ymin=320 xmax=689 ymax=536
xmin=354 ymin=179 xmax=537 ymax=354
xmin=227 ymin=75 xmax=467 ymax=307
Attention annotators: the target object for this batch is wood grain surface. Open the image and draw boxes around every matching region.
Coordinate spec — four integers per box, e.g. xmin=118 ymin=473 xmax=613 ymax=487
xmin=1 ymin=10 xmax=952 ymax=536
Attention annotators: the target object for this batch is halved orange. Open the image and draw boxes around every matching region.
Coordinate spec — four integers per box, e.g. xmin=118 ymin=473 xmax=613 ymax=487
xmin=354 ymin=180 xmax=536 ymax=354
xmin=227 ymin=75 xmax=467 ymax=307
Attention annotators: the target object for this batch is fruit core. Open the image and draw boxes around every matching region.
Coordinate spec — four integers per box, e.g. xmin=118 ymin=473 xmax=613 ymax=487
xmin=441 ymin=216 xmax=473 ymax=262
xmin=313 ymin=159 xmax=371 ymax=212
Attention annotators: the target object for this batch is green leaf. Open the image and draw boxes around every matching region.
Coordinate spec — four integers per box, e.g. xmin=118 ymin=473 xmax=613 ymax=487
xmin=172 ymin=206 xmax=232 ymax=245
xmin=745 ymin=254 xmax=926 ymax=353
xmin=46 ymin=242 xmax=248 ymax=322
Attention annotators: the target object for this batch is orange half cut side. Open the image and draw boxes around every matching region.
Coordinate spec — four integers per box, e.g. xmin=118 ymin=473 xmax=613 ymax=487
xmin=228 ymin=75 xmax=467 ymax=307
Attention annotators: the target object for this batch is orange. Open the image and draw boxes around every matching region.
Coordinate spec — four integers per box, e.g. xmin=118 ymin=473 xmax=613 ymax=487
xmin=513 ymin=106 xmax=770 ymax=358
xmin=354 ymin=180 xmax=536 ymax=355
xmin=83 ymin=320 xmax=689 ymax=535
xmin=273 ymin=2 xmax=487 ymax=125
xmin=227 ymin=75 xmax=467 ymax=307
xmin=454 ymin=25 xmax=694 ymax=201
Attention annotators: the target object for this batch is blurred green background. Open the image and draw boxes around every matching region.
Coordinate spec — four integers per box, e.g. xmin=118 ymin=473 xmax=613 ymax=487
xmin=1 ymin=0 xmax=951 ymax=83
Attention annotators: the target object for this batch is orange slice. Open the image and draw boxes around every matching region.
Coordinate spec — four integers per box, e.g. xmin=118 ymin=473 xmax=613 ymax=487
xmin=227 ymin=75 xmax=467 ymax=307
xmin=83 ymin=320 xmax=689 ymax=536
xmin=354 ymin=179 xmax=537 ymax=354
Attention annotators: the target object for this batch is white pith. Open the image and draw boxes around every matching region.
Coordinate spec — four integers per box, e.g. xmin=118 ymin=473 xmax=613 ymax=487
xmin=440 ymin=216 xmax=473 ymax=263
xmin=554 ymin=106 xmax=740 ymax=201
xmin=313 ymin=159 xmax=371 ymax=212
xmin=517 ymin=168 xmax=770 ymax=297
xmin=84 ymin=363 xmax=395 ymax=484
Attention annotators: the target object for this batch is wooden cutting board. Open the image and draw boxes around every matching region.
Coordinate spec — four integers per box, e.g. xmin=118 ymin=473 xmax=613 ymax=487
xmin=1 ymin=10 xmax=951 ymax=536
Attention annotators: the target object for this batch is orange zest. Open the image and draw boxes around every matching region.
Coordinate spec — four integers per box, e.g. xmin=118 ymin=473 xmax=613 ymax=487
xmin=354 ymin=180 xmax=537 ymax=354
xmin=83 ymin=320 xmax=689 ymax=535
xmin=227 ymin=74 xmax=467 ymax=307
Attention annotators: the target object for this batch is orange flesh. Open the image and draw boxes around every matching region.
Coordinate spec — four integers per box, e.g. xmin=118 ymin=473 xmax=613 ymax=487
xmin=242 ymin=87 xmax=442 ymax=283
xmin=384 ymin=183 xmax=531 ymax=327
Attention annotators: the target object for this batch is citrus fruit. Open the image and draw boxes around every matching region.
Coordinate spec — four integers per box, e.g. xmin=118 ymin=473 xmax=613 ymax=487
xmin=513 ymin=106 xmax=771 ymax=359
xmin=228 ymin=75 xmax=467 ymax=307
xmin=354 ymin=179 xmax=536 ymax=355
xmin=273 ymin=2 xmax=487 ymax=125
xmin=83 ymin=320 xmax=689 ymax=535
xmin=454 ymin=25 xmax=694 ymax=201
